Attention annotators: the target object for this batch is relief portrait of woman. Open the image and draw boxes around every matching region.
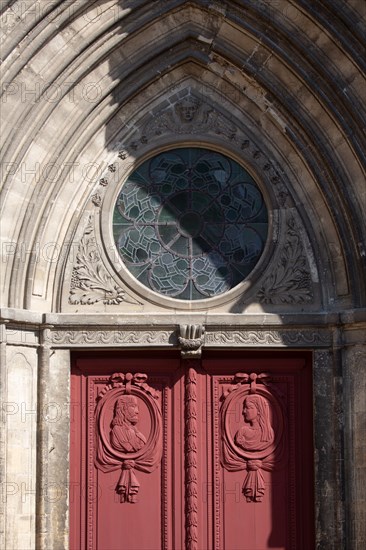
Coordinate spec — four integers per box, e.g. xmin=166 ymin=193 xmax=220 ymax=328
xmin=235 ymin=394 xmax=274 ymax=452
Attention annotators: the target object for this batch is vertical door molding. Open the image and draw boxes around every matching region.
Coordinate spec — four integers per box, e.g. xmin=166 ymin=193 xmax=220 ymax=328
xmin=179 ymin=324 xmax=205 ymax=550
xmin=342 ymin=344 xmax=366 ymax=549
xmin=184 ymin=361 xmax=199 ymax=550
xmin=36 ymin=333 xmax=70 ymax=550
xmin=36 ymin=327 xmax=52 ymax=550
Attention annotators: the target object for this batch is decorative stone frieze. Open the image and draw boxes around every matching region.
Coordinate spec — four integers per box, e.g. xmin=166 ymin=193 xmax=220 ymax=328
xmin=44 ymin=325 xmax=333 ymax=348
xmin=205 ymin=328 xmax=332 ymax=347
xmin=50 ymin=329 xmax=174 ymax=347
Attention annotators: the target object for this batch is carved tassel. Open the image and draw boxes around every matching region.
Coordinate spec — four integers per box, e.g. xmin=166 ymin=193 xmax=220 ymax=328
xmin=117 ymin=460 xmax=140 ymax=503
xmin=243 ymin=460 xmax=265 ymax=503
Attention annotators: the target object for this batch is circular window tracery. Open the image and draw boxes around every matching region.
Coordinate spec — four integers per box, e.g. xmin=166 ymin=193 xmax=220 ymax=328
xmin=113 ymin=148 xmax=268 ymax=300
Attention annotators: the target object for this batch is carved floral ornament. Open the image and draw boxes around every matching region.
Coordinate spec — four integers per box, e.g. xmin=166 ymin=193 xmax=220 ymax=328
xmin=95 ymin=372 xmax=162 ymax=503
xmin=220 ymin=372 xmax=287 ymax=502
xmin=257 ymin=217 xmax=313 ymax=305
xmin=69 ymin=216 xmax=140 ymax=306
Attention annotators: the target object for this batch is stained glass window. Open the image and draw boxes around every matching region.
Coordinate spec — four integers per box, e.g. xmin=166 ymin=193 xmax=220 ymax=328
xmin=113 ymin=148 xmax=268 ymax=300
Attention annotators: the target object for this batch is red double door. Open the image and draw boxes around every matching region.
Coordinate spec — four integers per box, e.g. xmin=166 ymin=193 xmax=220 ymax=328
xmin=70 ymin=351 xmax=314 ymax=550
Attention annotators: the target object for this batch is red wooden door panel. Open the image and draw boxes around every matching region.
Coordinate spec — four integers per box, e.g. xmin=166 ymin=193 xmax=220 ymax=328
xmin=70 ymin=352 xmax=184 ymax=550
xmin=202 ymin=351 xmax=314 ymax=550
xmin=70 ymin=351 xmax=314 ymax=550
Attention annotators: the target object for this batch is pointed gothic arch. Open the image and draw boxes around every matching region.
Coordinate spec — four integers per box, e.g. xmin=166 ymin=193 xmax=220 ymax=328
xmin=1 ymin=2 xmax=365 ymax=549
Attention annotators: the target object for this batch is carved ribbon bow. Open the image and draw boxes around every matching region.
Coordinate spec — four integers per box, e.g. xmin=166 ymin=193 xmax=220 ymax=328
xmin=222 ymin=372 xmax=271 ymax=398
xmin=97 ymin=372 xmax=159 ymax=400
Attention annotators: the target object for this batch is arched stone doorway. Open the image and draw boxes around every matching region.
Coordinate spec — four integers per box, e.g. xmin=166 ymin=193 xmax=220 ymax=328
xmin=1 ymin=2 xmax=365 ymax=549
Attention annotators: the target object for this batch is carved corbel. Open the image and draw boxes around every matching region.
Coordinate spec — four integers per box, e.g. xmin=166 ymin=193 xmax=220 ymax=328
xmin=178 ymin=324 xmax=205 ymax=359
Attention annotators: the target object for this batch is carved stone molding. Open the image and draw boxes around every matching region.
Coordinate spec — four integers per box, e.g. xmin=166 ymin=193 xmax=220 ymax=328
xmin=91 ymin=193 xmax=102 ymax=207
xmin=257 ymin=217 xmax=314 ymax=304
xmin=205 ymin=329 xmax=332 ymax=347
xmin=69 ymin=216 xmax=140 ymax=306
xmin=90 ymin=171 xmax=111 ymax=208
xmin=179 ymin=324 xmax=205 ymax=359
xmin=50 ymin=329 xmax=174 ymax=347
xmin=220 ymin=373 xmax=287 ymax=503
xmin=95 ymin=372 xmax=162 ymax=503
xmin=48 ymin=326 xmax=332 ymax=348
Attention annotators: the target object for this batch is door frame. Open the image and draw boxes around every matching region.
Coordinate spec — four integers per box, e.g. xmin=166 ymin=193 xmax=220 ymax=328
xmin=28 ymin=320 xmax=343 ymax=549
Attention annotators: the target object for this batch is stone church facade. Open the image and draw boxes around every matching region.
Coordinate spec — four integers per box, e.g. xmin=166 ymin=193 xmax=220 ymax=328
xmin=0 ymin=1 xmax=365 ymax=549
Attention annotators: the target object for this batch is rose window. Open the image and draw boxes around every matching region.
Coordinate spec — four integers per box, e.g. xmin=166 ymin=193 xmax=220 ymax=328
xmin=113 ymin=148 xmax=268 ymax=300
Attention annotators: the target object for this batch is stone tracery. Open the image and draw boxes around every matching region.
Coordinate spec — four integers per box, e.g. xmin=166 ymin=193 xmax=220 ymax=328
xmin=113 ymin=148 xmax=268 ymax=300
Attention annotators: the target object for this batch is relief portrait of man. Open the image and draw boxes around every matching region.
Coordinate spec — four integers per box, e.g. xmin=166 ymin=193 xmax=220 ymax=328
xmin=110 ymin=395 xmax=147 ymax=453
xmin=235 ymin=394 xmax=274 ymax=452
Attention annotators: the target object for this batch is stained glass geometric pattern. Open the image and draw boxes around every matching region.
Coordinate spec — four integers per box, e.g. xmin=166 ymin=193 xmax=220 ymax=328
xmin=113 ymin=148 xmax=268 ymax=300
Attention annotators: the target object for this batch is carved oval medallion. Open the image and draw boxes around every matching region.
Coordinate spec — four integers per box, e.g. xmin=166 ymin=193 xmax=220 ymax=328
xmin=222 ymin=386 xmax=284 ymax=461
xmin=95 ymin=373 xmax=162 ymax=503
xmin=220 ymin=380 xmax=287 ymax=503
xmin=96 ymin=386 xmax=161 ymax=464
